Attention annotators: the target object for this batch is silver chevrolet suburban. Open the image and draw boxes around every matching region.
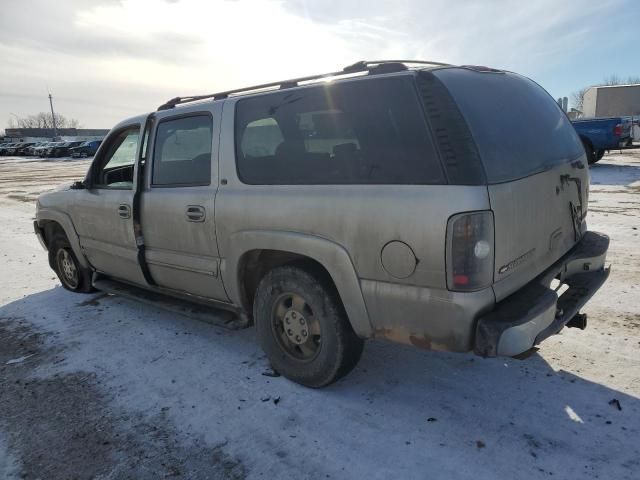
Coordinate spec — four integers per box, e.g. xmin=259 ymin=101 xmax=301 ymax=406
xmin=34 ymin=60 xmax=610 ymax=387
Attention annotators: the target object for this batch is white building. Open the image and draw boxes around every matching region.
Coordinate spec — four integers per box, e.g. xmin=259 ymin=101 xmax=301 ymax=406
xmin=582 ymin=84 xmax=640 ymax=118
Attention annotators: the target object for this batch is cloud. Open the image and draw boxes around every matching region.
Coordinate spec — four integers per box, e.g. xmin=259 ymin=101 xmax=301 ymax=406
xmin=0 ymin=0 xmax=625 ymax=129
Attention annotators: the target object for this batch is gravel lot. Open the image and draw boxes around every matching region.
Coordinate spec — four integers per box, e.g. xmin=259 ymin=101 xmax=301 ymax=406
xmin=0 ymin=152 xmax=639 ymax=479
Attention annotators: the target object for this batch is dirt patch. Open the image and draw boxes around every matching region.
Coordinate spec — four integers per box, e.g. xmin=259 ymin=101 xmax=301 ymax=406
xmin=77 ymin=293 xmax=108 ymax=307
xmin=588 ymin=206 xmax=639 ymax=216
xmin=623 ymin=314 xmax=640 ymax=329
xmin=6 ymin=194 xmax=35 ymax=203
xmin=0 ymin=317 xmax=246 ymax=479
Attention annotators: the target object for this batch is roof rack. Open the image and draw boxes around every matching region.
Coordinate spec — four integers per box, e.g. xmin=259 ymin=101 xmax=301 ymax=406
xmin=157 ymin=59 xmax=452 ymax=111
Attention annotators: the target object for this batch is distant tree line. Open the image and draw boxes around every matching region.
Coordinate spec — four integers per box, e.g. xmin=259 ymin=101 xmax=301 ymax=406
xmin=7 ymin=112 xmax=82 ymax=130
xmin=572 ymin=75 xmax=640 ymax=111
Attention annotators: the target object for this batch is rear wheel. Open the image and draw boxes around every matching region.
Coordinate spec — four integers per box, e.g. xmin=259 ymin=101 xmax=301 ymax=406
xmin=582 ymin=139 xmax=597 ymax=165
xmin=49 ymin=234 xmax=95 ymax=293
xmin=254 ymin=265 xmax=364 ymax=388
xmin=596 ymin=149 xmax=605 ymax=161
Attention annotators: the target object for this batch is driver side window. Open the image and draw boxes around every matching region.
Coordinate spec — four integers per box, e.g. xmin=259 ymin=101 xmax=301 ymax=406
xmin=93 ymin=127 xmax=140 ymax=189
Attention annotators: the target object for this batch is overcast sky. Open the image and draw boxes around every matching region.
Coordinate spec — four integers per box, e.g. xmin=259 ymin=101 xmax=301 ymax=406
xmin=1 ymin=0 xmax=639 ymax=130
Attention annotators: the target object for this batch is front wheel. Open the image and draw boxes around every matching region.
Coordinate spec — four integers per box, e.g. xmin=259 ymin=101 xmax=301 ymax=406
xmin=49 ymin=235 xmax=95 ymax=293
xmin=254 ymin=265 xmax=364 ymax=388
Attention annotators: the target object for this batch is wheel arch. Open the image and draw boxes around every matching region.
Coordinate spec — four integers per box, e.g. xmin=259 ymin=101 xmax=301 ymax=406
xmin=36 ymin=208 xmax=90 ymax=268
xmin=225 ymin=230 xmax=373 ymax=338
xmin=579 ymin=135 xmax=594 ymax=151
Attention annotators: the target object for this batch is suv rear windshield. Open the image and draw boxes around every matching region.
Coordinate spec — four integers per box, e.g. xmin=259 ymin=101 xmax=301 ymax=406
xmin=433 ymin=69 xmax=584 ymax=184
xmin=235 ymin=76 xmax=445 ymax=185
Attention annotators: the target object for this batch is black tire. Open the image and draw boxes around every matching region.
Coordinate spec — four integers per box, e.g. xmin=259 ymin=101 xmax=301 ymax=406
xmin=596 ymin=149 xmax=605 ymax=161
xmin=582 ymin=139 xmax=597 ymax=165
xmin=254 ymin=265 xmax=364 ymax=388
xmin=49 ymin=234 xmax=95 ymax=293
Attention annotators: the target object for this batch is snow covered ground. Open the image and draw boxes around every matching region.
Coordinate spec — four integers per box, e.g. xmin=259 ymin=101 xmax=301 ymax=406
xmin=0 ymin=152 xmax=638 ymax=479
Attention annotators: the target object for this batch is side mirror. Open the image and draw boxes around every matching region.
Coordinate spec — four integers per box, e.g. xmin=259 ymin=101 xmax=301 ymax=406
xmin=70 ymin=181 xmax=87 ymax=190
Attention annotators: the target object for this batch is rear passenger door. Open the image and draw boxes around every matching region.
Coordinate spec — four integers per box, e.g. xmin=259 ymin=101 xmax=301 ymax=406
xmin=141 ymin=106 xmax=228 ymax=301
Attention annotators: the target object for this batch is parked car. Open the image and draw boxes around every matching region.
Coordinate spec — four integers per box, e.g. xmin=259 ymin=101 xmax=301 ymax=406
xmin=7 ymin=143 xmax=21 ymax=155
xmin=14 ymin=142 xmax=36 ymax=155
xmin=45 ymin=141 xmax=84 ymax=158
xmin=24 ymin=143 xmax=38 ymax=155
xmin=34 ymin=60 xmax=610 ymax=387
xmin=6 ymin=142 xmax=31 ymax=155
xmin=24 ymin=142 xmax=48 ymax=156
xmin=2 ymin=142 xmax=17 ymax=155
xmin=70 ymin=140 xmax=102 ymax=158
xmin=572 ymin=117 xmax=632 ymax=164
xmin=0 ymin=143 xmax=16 ymax=155
xmin=41 ymin=142 xmax=63 ymax=157
xmin=32 ymin=142 xmax=53 ymax=157
xmin=43 ymin=141 xmax=80 ymax=158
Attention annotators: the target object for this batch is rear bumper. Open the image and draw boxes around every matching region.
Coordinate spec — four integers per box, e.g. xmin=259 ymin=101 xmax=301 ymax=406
xmin=474 ymin=231 xmax=610 ymax=357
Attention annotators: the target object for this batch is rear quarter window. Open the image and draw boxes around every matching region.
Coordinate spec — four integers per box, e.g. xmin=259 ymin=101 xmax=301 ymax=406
xmin=433 ymin=69 xmax=584 ymax=183
xmin=234 ymin=76 xmax=445 ymax=185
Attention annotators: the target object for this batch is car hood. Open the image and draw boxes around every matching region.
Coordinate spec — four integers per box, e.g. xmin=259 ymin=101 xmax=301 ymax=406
xmin=51 ymin=183 xmax=72 ymax=193
xmin=36 ymin=184 xmax=74 ymax=211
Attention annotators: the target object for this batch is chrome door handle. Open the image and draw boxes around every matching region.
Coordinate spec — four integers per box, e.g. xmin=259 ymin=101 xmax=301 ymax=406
xmin=117 ymin=204 xmax=131 ymax=219
xmin=186 ymin=205 xmax=205 ymax=222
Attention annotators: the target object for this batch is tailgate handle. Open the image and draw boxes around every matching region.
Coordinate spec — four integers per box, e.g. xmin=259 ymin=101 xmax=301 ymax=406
xmin=186 ymin=205 xmax=205 ymax=222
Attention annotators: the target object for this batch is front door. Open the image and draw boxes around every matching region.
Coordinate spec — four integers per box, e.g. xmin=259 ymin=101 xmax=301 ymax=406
xmin=72 ymin=123 xmax=146 ymax=286
xmin=140 ymin=109 xmax=228 ymax=301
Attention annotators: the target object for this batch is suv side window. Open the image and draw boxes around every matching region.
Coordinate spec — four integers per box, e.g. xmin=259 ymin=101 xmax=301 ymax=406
xmin=152 ymin=114 xmax=212 ymax=187
xmin=235 ymin=76 xmax=445 ymax=185
xmin=240 ymin=118 xmax=283 ymax=157
xmin=93 ymin=126 xmax=140 ymax=189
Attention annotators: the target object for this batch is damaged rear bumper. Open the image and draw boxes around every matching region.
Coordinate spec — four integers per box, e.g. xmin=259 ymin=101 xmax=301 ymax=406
xmin=474 ymin=231 xmax=610 ymax=357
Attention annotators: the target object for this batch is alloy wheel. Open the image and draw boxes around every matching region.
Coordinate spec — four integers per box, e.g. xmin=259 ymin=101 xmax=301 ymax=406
xmin=271 ymin=292 xmax=322 ymax=361
xmin=56 ymin=248 xmax=79 ymax=289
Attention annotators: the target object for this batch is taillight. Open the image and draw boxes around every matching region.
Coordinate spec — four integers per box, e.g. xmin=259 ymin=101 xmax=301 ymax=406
xmin=446 ymin=211 xmax=494 ymax=291
xmin=614 ymin=124 xmax=623 ymax=136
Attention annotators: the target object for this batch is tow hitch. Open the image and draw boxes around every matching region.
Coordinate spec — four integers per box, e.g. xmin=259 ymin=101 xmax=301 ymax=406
xmin=566 ymin=312 xmax=587 ymax=330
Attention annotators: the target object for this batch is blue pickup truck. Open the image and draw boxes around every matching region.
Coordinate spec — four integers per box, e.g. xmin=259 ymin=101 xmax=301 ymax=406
xmin=571 ymin=117 xmax=632 ymax=164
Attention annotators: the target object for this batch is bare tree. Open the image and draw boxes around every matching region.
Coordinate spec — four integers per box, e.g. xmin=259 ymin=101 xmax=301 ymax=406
xmin=603 ymin=74 xmax=622 ymax=86
xmin=571 ymin=87 xmax=589 ymax=111
xmin=7 ymin=112 xmax=82 ymax=129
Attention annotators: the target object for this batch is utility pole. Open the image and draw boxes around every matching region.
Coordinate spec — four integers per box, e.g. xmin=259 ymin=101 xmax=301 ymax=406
xmin=48 ymin=92 xmax=58 ymax=138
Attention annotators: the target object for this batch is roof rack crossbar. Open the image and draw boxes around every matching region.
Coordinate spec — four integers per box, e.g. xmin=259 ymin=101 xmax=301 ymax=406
xmin=156 ymin=59 xmax=452 ymax=111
